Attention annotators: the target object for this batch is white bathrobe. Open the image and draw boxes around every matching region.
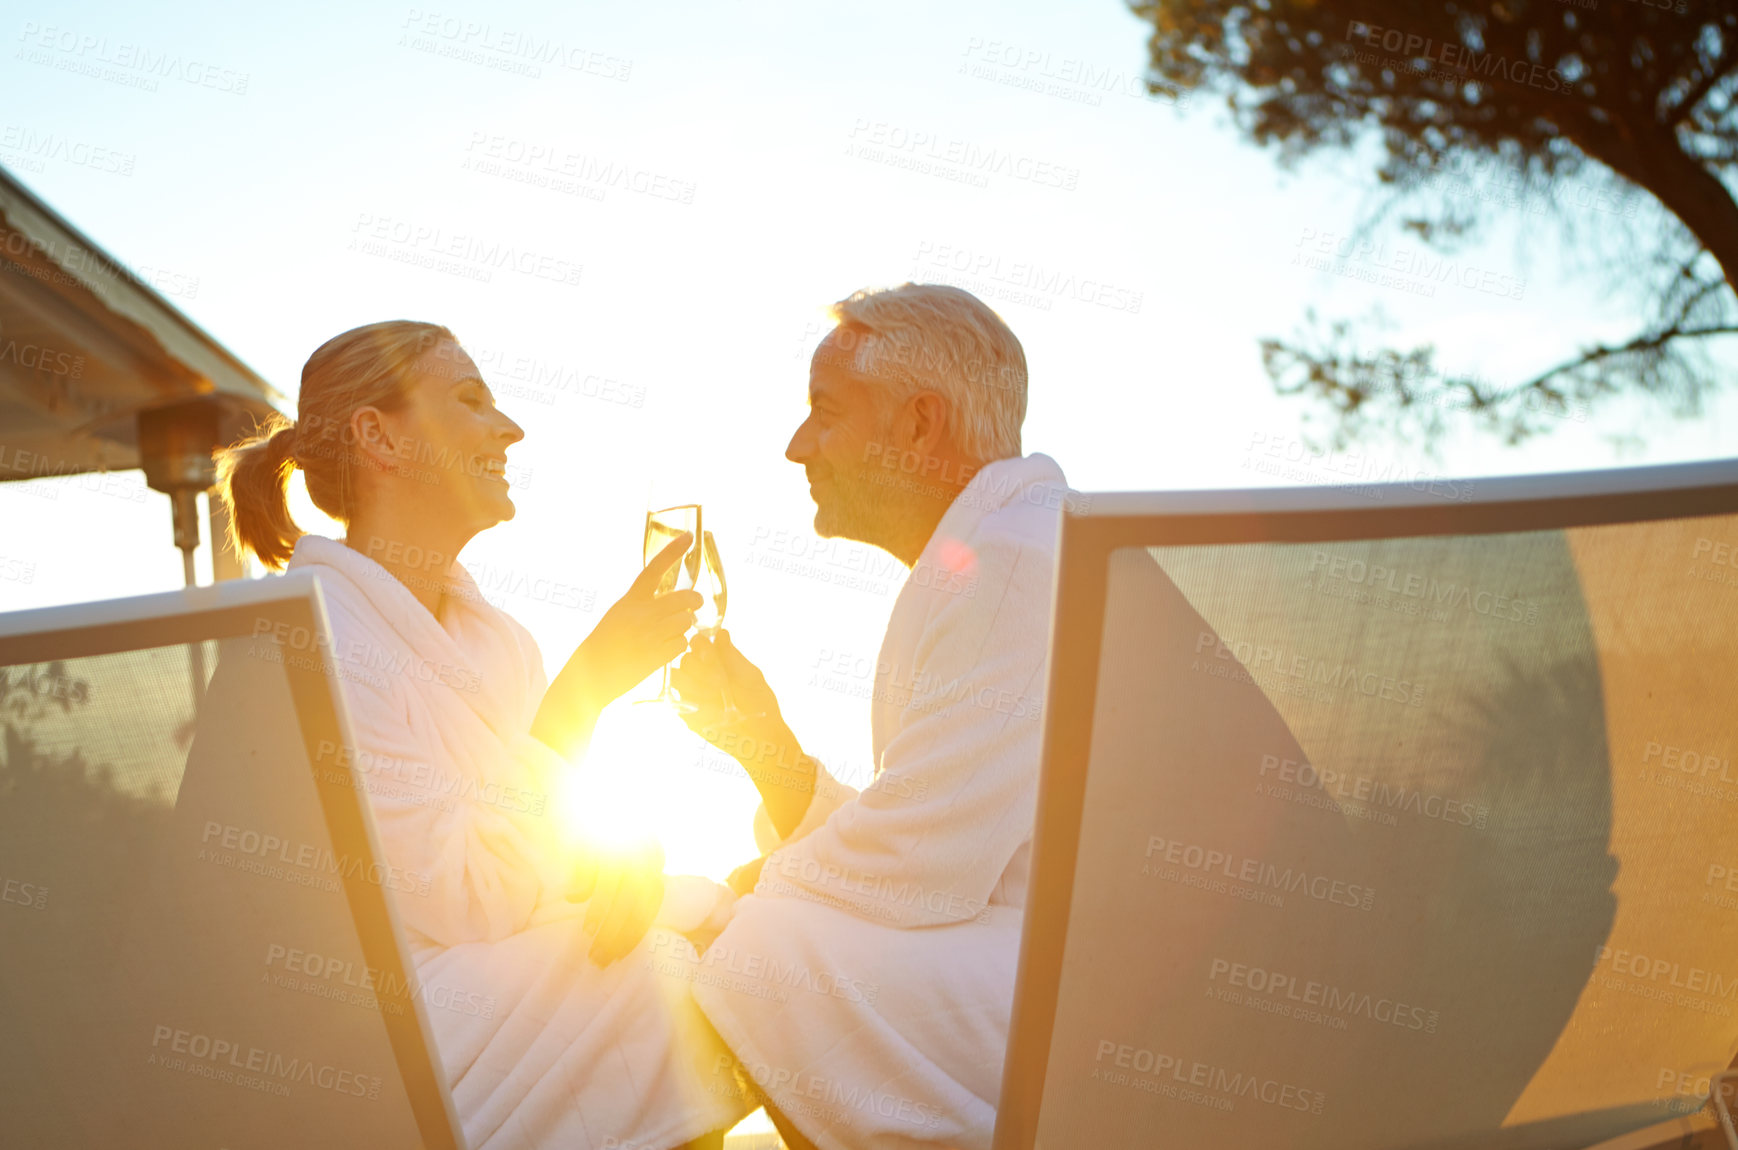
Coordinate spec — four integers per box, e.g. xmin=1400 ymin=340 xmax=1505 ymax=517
xmin=286 ymin=536 xmax=750 ymax=1150
xmin=691 ymin=454 xmax=1071 ymax=1150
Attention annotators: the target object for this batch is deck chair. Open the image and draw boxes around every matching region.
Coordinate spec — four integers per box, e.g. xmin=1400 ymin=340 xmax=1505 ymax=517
xmin=0 ymin=571 xmax=464 ymax=1148
xmin=996 ymin=458 xmax=1738 ymax=1150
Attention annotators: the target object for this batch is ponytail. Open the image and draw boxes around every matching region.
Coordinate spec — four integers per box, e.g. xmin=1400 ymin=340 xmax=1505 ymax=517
xmin=215 ymin=415 xmax=302 ymax=571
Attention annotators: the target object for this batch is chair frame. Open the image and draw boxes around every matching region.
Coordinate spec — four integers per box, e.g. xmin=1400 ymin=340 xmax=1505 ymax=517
xmin=0 ymin=571 xmax=466 ymax=1150
xmin=993 ymin=457 xmax=1738 ymax=1150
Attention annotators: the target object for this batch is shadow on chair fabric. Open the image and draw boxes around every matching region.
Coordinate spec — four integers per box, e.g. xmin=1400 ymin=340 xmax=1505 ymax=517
xmin=1008 ymin=495 xmax=1738 ymax=1148
xmin=1031 ymin=536 xmax=1617 ymax=1146
xmin=0 ymin=578 xmax=460 ymax=1149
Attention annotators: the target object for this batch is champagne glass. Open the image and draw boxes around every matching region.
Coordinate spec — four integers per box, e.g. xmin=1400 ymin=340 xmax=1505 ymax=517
xmin=697 ymin=529 xmax=726 ymax=634
xmin=695 ymin=529 xmax=761 ymax=722
xmin=640 ymin=504 xmax=700 ymax=706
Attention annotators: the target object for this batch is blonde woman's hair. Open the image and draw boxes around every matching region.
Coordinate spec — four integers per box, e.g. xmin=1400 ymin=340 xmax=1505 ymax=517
xmin=215 ymin=320 xmax=454 ymax=570
xmin=827 ymin=283 xmax=1027 ymax=461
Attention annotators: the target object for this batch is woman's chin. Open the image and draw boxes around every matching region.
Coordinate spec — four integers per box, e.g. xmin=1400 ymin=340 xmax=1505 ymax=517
xmin=449 ymin=487 xmax=517 ymax=528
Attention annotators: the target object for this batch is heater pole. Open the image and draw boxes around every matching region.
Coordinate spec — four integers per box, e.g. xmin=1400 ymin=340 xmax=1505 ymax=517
xmin=140 ymin=402 xmax=227 ymax=715
xmin=169 ymin=485 xmax=207 ymax=705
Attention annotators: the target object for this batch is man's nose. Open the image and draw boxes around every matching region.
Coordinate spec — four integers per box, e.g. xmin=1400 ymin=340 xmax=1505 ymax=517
xmin=497 ymin=411 xmax=525 ymax=445
xmin=785 ymin=417 xmax=813 ymax=464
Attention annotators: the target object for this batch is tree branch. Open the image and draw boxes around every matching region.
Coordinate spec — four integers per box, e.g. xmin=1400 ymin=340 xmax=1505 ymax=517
xmin=1484 ymin=323 xmax=1738 ymax=406
xmin=1669 ymin=55 xmax=1738 ymax=129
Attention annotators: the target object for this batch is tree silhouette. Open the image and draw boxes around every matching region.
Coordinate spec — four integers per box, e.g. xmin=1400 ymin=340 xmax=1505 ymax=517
xmin=0 ymin=662 xmax=170 ymax=895
xmin=1130 ymin=0 xmax=1738 ymax=451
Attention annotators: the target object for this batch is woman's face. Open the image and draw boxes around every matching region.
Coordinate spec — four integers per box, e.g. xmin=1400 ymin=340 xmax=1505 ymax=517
xmin=359 ymin=339 xmax=526 ymax=531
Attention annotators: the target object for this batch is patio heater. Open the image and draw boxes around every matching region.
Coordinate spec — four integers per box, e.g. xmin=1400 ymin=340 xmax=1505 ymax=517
xmin=138 ymin=398 xmax=228 ymax=706
xmin=139 ymin=398 xmax=226 ymax=588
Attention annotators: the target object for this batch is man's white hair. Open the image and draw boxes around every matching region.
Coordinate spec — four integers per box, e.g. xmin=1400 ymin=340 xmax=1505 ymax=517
xmin=828 ymin=283 xmax=1027 ymax=461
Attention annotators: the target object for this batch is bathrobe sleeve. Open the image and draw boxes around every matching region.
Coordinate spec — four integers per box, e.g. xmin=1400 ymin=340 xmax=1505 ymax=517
xmin=327 ymin=601 xmax=574 ymax=949
xmin=753 ymin=531 xmax=1049 ymax=927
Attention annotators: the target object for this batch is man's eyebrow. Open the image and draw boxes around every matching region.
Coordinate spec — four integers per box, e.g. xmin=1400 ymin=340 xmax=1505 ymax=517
xmin=451 ymin=373 xmax=494 ymax=398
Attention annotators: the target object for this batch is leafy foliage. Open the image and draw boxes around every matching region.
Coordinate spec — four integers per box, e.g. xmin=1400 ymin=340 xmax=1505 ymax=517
xmin=1132 ymin=0 xmax=1738 ymax=450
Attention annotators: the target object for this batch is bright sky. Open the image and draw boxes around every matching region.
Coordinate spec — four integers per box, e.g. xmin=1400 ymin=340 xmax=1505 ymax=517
xmin=3 ymin=0 xmax=1736 ymax=884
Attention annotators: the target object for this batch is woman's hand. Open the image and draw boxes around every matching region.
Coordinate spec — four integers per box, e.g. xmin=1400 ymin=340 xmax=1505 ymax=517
xmin=567 ymin=839 xmax=666 ymax=966
xmin=532 ymin=533 xmax=701 ymax=756
xmin=577 ymin=532 xmax=703 ymax=705
xmin=727 ymin=854 xmax=767 ymax=897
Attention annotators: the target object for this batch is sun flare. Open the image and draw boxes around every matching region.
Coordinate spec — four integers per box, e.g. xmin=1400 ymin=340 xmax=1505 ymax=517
xmin=553 ymin=693 xmax=764 ymax=882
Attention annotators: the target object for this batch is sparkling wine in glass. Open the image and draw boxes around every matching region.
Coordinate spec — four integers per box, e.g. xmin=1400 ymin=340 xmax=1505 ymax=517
xmin=695 ymin=529 xmax=760 ymax=722
xmin=641 ymin=504 xmax=700 ymax=705
xmin=698 ymin=530 xmax=726 ymax=634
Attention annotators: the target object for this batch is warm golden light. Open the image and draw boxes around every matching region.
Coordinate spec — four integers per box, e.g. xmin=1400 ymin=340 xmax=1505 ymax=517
xmin=555 ymin=695 xmax=762 ymax=882
xmin=553 ymin=719 xmax=661 ymax=855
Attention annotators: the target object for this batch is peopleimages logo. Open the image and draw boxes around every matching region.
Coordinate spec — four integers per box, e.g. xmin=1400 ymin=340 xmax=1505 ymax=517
xmin=845 ymin=118 xmax=1081 ymax=190
xmin=1293 ymin=227 xmax=1527 ymax=301
xmin=911 ymin=240 xmax=1143 ymax=314
xmin=1644 ymin=741 xmax=1736 ymax=783
xmin=0 ymin=124 xmax=135 ymax=176
xmin=2 ymin=874 xmax=48 ymax=911
xmin=1342 ymin=20 xmax=1570 ymax=95
xmin=1194 ymin=631 xmax=1428 ymax=709
xmin=1242 ymin=432 xmax=1476 ymax=502
xmin=1092 ymin=1039 xmax=1326 ymax=1114
xmin=1307 ymin=550 xmax=1539 ymax=626
xmin=1207 ymin=958 xmax=1440 ymax=1034
xmin=265 ymin=942 xmax=496 ymax=1018
xmin=760 ymin=850 xmax=992 ymax=924
xmin=1 ymin=664 xmax=89 ymax=705
xmin=1258 ymin=754 xmax=1489 ymax=829
xmin=15 ymin=22 xmax=251 ymax=94
xmin=348 ymin=212 xmax=583 ymax=288
xmin=646 ymin=932 xmax=881 ymax=1006
xmin=808 ymin=648 xmax=1043 ymax=722
xmin=712 ymin=1052 xmax=945 ymax=1130
xmin=149 ymin=1023 xmax=382 ymax=1099
xmin=251 ymin=616 xmax=483 ymax=694
xmin=1143 ymin=834 xmax=1376 ymax=911
xmin=315 ymin=740 xmax=548 ymax=816
xmin=200 ymin=820 xmax=434 ymax=897
xmin=399 ymin=9 xmax=632 ymax=81
xmin=1593 ymin=945 xmax=1738 ymax=1003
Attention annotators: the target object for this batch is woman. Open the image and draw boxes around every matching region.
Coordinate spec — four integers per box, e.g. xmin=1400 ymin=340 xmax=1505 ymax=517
xmin=215 ymin=320 xmax=749 ymax=1150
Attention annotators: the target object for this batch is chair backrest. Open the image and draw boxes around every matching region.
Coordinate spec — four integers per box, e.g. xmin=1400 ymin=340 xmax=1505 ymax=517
xmin=0 ymin=572 xmax=463 ymax=1149
xmin=996 ymin=459 xmax=1738 ymax=1150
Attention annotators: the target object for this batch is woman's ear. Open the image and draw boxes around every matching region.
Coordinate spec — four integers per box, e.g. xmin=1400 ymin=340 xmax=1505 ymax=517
xmin=349 ymin=406 xmax=396 ymax=472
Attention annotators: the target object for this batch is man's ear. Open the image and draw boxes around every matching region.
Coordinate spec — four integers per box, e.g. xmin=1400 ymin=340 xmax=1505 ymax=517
xmin=907 ymin=391 xmax=951 ymax=457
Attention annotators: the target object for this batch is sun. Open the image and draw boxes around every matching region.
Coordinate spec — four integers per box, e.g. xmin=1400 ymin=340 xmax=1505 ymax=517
xmin=552 ymin=696 xmax=764 ymax=882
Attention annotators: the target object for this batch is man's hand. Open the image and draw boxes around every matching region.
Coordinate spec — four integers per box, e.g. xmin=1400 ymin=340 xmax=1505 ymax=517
xmin=667 ymin=632 xmax=785 ymax=740
xmin=533 ymin=534 xmax=701 ymax=754
xmin=566 ymin=839 xmax=666 ymax=966
xmin=670 ymin=629 xmax=792 ymax=757
xmin=671 ymin=631 xmax=817 ymax=839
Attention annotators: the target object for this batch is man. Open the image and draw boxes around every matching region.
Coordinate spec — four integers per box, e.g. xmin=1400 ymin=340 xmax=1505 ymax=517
xmin=671 ymin=283 xmax=1075 ymax=1149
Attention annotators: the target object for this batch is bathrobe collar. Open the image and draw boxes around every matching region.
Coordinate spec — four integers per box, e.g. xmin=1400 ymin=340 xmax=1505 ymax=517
xmin=287 ymin=534 xmax=530 ymax=736
xmin=916 ymin=452 xmax=1067 ymax=574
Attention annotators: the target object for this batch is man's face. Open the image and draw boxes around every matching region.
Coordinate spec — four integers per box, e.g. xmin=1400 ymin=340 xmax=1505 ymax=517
xmin=785 ymin=327 xmax=895 ymax=542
